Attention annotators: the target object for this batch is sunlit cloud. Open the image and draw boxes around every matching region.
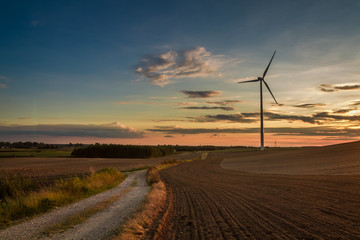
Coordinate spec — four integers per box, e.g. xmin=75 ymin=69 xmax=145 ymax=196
xmin=135 ymin=47 xmax=224 ymax=86
xmin=181 ymin=106 xmax=235 ymax=111
xmin=114 ymin=101 xmax=169 ymax=105
xmin=333 ymin=109 xmax=357 ymax=114
xmin=350 ymin=100 xmax=360 ymax=106
xmin=313 ymin=112 xmax=360 ymax=122
xmin=319 ymin=83 xmax=360 ymax=92
xmin=0 ymin=122 xmax=144 ymax=138
xmin=177 ymin=102 xmax=198 ymax=106
xmin=180 ymin=90 xmax=222 ymax=98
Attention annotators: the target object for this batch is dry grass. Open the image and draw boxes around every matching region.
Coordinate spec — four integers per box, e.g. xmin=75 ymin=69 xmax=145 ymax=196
xmin=115 ymin=180 xmax=166 ymax=240
xmin=0 ymin=168 xmax=126 ymax=228
xmin=115 ymin=157 xmax=198 ymax=239
xmin=114 ymin=163 xmax=169 ymax=240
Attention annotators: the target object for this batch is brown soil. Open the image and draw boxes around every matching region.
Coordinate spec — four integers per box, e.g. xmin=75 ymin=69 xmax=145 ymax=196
xmin=221 ymin=141 xmax=360 ymax=175
xmin=154 ymin=142 xmax=360 ymax=239
xmin=0 ymin=152 xmax=200 ymax=178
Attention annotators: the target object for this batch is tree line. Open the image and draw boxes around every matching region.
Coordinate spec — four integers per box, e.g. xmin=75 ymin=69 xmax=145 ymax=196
xmin=0 ymin=142 xmax=84 ymax=149
xmin=71 ymin=144 xmax=175 ymax=158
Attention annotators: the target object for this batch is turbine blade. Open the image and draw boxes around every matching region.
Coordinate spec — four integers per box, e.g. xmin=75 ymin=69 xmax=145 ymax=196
xmin=263 ymin=80 xmax=279 ymax=104
xmin=262 ymin=50 xmax=276 ymax=78
xmin=238 ymin=79 xmax=259 ymax=84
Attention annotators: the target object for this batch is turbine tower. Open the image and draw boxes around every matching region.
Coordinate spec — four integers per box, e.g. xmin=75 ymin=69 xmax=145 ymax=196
xmin=238 ymin=51 xmax=279 ymax=151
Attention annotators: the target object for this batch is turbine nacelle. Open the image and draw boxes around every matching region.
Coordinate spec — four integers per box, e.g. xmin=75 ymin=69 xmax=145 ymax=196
xmin=238 ymin=50 xmax=278 ymax=105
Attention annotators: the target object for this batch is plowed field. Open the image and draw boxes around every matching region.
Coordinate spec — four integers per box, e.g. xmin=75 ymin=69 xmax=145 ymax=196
xmin=0 ymin=152 xmax=200 ymax=178
xmin=154 ymin=142 xmax=360 ymax=239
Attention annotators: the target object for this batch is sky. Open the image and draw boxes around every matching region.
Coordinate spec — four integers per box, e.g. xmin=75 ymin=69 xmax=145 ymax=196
xmin=1 ymin=0 xmax=360 ymax=147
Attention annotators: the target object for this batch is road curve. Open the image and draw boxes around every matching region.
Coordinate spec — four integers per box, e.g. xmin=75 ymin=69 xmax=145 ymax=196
xmin=154 ymin=152 xmax=360 ymax=239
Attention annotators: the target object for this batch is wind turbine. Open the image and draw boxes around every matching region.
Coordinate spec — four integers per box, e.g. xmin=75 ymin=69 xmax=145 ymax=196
xmin=238 ymin=51 xmax=279 ymax=151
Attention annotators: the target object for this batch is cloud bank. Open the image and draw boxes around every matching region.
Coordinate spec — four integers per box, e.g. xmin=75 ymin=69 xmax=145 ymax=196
xmin=185 ymin=111 xmax=360 ymax=125
xmin=0 ymin=122 xmax=144 ymax=138
xmin=147 ymin=125 xmax=360 ymax=138
xmin=135 ymin=47 xmax=222 ymax=86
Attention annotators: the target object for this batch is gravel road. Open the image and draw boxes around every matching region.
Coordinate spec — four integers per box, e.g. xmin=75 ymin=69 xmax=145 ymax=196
xmin=0 ymin=170 xmax=149 ymax=240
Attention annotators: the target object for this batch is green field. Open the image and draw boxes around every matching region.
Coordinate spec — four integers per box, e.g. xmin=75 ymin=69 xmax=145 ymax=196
xmin=0 ymin=149 xmax=72 ymax=158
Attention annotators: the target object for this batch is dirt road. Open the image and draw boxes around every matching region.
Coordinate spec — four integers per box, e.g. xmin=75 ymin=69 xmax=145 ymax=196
xmin=155 ymin=146 xmax=360 ymax=239
xmin=0 ymin=170 xmax=148 ymax=240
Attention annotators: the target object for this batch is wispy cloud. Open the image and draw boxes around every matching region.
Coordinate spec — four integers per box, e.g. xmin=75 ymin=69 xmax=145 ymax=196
xmin=181 ymin=106 xmax=235 ymax=111
xmin=206 ymin=100 xmax=243 ymax=106
xmin=114 ymin=101 xmax=169 ymax=105
xmin=180 ymin=90 xmax=222 ymax=98
xmin=190 ymin=113 xmax=257 ymax=123
xmin=0 ymin=122 xmax=144 ymax=138
xmin=333 ymin=109 xmax=357 ymax=114
xmin=135 ymin=47 xmax=223 ymax=87
xmin=265 ymin=112 xmax=318 ymax=124
xmin=350 ymin=101 xmax=360 ymax=106
xmin=313 ymin=112 xmax=360 ymax=122
xmin=319 ymin=83 xmax=360 ymax=92
xmin=0 ymin=83 xmax=7 ymax=89
xmin=293 ymin=103 xmax=326 ymax=108
xmin=177 ymin=102 xmax=198 ymax=107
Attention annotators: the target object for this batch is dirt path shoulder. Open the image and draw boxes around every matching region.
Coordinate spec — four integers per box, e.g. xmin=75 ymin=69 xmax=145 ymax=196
xmin=0 ymin=170 xmax=149 ymax=240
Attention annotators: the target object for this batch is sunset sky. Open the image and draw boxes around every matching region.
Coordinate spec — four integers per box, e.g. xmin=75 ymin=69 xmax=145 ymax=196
xmin=1 ymin=0 xmax=360 ymax=147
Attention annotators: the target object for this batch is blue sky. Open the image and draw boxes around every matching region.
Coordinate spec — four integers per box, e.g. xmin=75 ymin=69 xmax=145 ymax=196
xmin=1 ymin=0 xmax=360 ymax=146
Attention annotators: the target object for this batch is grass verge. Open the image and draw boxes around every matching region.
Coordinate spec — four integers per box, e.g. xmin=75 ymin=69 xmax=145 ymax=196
xmin=0 ymin=168 xmax=126 ymax=229
xmin=115 ymin=168 xmax=166 ymax=240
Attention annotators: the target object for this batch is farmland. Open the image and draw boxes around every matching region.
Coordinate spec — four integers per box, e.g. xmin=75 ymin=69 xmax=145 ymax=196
xmin=0 ymin=152 xmax=201 ymax=178
xmin=0 ymin=149 xmax=72 ymax=158
xmin=1 ymin=141 xmax=360 ymax=239
xmin=151 ymin=141 xmax=360 ymax=239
